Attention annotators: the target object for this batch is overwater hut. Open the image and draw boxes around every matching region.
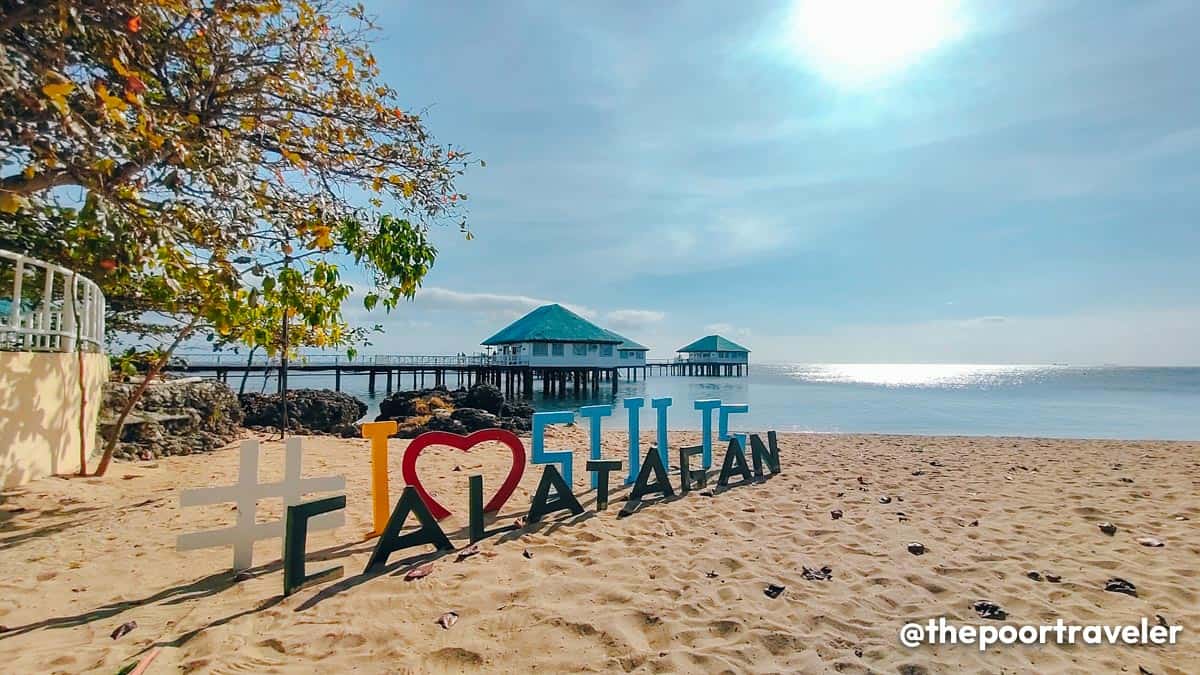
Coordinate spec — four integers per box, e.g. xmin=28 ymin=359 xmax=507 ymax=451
xmin=481 ymin=304 xmax=642 ymax=396
xmin=675 ymin=334 xmax=750 ymax=376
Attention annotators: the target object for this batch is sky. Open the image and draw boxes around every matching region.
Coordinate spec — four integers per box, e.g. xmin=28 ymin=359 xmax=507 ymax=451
xmin=334 ymin=0 xmax=1200 ymax=364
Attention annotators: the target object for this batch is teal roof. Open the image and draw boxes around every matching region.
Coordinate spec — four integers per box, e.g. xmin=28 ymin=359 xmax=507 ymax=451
xmin=604 ymin=329 xmax=649 ymax=351
xmin=482 ymin=304 xmax=622 ymax=345
xmin=677 ymin=335 xmax=750 ymax=353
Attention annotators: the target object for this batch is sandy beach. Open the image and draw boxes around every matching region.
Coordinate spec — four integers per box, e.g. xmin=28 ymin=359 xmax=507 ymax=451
xmin=0 ymin=429 xmax=1196 ymax=673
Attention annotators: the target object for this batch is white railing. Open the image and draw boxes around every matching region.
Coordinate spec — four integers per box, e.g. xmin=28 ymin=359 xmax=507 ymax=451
xmin=0 ymin=249 xmax=106 ymax=352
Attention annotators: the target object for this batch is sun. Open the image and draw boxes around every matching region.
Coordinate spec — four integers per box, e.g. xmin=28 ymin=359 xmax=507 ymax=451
xmin=784 ymin=0 xmax=965 ymax=87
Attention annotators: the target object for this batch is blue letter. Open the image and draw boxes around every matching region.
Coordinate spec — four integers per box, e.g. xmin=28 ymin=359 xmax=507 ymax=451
xmin=532 ymin=411 xmax=576 ymax=486
xmin=623 ymin=397 xmax=645 ymax=485
xmin=579 ymin=404 xmax=613 ymax=489
xmin=694 ymin=399 xmax=722 ymax=469
xmin=718 ymin=403 xmax=749 ymax=453
xmin=651 ymin=397 xmax=672 ymax=468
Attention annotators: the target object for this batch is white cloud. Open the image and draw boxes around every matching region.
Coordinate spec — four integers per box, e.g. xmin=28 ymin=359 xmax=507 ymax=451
xmin=411 ymin=287 xmax=665 ymax=333
xmin=414 ymin=287 xmax=596 ymax=319
xmin=704 ymin=322 xmax=752 ymax=339
xmin=605 ymin=309 xmax=665 ymax=330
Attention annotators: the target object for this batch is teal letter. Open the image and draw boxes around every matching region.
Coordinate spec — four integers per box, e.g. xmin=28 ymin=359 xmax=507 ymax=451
xmin=622 ymin=397 xmax=645 ymax=485
xmin=579 ymin=404 xmax=613 ymax=489
xmin=651 ymin=397 xmax=672 ymax=468
xmin=284 ymin=495 xmax=346 ymax=596
xmin=718 ymin=403 xmax=749 ymax=454
xmin=527 ymin=464 xmax=585 ymax=524
xmin=750 ymin=432 xmax=782 ymax=478
xmin=586 ymin=459 xmax=622 ymax=510
xmin=717 ymin=437 xmax=753 ymax=487
xmin=533 ymin=410 xmax=576 ymax=486
xmin=365 ymin=487 xmax=453 ymax=573
xmin=629 ymin=445 xmax=675 ymax=502
xmin=693 ymin=399 xmax=721 ymax=469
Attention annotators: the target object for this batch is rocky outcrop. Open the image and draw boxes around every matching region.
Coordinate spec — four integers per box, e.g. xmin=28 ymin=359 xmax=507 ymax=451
xmin=462 ymin=384 xmax=505 ymax=414
xmin=239 ymin=389 xmax=366 ymax=437
xmin=375 ymin=383 xmax=533 ymax=437
xmin=100 ymin=377 xmax=243 ymax=461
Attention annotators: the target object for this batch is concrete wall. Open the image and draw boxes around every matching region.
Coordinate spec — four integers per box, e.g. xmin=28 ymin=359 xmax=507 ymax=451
xmin=0 ymin=351 xmax=109 ymax=488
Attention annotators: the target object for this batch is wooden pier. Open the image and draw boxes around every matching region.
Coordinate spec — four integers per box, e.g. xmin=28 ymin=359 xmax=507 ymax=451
xmin=170 ymin=353 xmax=747 ymax=400
xmin=169 ymin=354 xmax=630 ymax=399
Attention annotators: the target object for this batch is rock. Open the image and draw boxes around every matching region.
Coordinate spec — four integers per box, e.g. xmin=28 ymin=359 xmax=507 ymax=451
xmin=830 ymin=509 xmax=843 ymax=520
xmin=436 ymin=611 xmax=459 ymax=629
xmin=404 ymin=563 xmax=434 ymax=581
xmin=1105 ymin=578 xmax=1137 ymax=596
xmin=110 ymin=621 xmax=137 ymax=640
xmin=100 ymin=378 xmax=242 ymax=460
xmin=972 ymin=601 xmax=1007 ymax=620
xmin=1099 ymin=522 xmax=1117 ymax=536
xmin=801 ymin=566 xmax=833 ymax=581
xmin=450 ymin=408 xmax=500 ymax=432
xmin=422 ymin=415 xmax=468 ymax=436
xmin=1136 ymin=536 xmax=1164 ymax=547
xmin=878 ymin=496 xmax=892 ymax=504
xmin=462 ymin=383 xmax=504 ymax=414
xmin=1044 ymin=573 xmax=1062 ymax=583
xmin=907 ymin=542 xmax=926 ymax=555
xmin=376 ymin=387 xmax=455 ymax=418
xmin=1027 ymin=571 xmax=1042 ymax=581
xmin=239 ymin=389 xmax=365 ymax=434
xmin=500 ymin=400 xmax=536 ymax=418
xmin=764 ymin=583 xmax=786 ymax=599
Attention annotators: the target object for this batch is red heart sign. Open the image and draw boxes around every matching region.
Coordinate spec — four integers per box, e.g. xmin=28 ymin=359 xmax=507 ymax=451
xmin=400 ymin=429 xmax=526 ymax=521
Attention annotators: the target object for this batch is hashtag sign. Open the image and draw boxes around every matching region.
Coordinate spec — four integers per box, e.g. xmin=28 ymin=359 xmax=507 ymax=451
xmin=177 ymin=437 xmax=345 ymax=572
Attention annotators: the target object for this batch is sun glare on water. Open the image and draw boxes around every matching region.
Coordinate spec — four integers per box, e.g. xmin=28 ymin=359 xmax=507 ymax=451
xmin=784 ymin=0 xmax=965 ymax=86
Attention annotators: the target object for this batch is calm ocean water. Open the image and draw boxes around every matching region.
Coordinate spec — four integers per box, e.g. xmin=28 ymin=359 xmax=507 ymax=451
xmin=214 ymin=364 xmax=1200 ymax=440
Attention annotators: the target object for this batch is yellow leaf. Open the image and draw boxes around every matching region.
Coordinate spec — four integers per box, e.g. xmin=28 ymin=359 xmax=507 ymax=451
xmin=240 ymin=117 xmax=255 ymax=131
xmin=95 ymin=86 xmax=128 ymax=125
xmin=42 ymin=80 xmax=75 ymax=115
xmin=112 ymin=57 xmax=132 ymax=78
xmin=402 ymin=180 xmax=415 ymax=198
xmin=0 ymin=192 xmax=29 ymax=214
xmin=186 ymin=113 xmax=200 ymax=125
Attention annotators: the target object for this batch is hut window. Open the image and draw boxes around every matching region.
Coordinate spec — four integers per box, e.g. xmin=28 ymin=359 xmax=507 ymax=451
xmin=573 ymin=343 xmax=587 ymax=356
xmin=532 ymin=343 xmax=548 ymax=356
xmin=552 ymin=343 xmax=564 ymax=356
xmin=619 ymin=350 xmax=628 ymax=359
xmin=600 ymin=345 xmax=613 ymax=357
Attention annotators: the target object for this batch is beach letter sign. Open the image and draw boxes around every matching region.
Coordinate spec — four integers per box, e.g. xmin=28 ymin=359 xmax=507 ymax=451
xmin=177 ymin=438 xmax=345 ymax=572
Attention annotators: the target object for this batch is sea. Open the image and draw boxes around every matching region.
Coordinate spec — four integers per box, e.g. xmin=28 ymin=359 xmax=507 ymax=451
xmin=206 ymin=363 xmax=1200 ymax=441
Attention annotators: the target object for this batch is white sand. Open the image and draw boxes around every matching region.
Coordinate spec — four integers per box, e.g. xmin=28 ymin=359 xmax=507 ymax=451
xmin=0 ymin=429 xmax=1196 ymax=673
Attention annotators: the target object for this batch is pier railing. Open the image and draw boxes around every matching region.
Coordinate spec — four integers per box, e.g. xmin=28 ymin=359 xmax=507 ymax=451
xmin=1 ymin=249 xmax=106 ymax=352
xmin=173 ymin=352 xmax=530 ymax=368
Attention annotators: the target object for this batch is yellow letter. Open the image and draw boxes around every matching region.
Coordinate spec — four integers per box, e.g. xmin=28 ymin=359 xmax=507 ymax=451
xmin=361 ymin=421 xmax=397 ymax=537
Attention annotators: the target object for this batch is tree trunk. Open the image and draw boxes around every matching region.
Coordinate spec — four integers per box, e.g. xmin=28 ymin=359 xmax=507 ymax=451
xmin=71 ymin=274 xmax=89 ymax=476
xmin=238 ymin=345 xmax=259 ymax=395
xmin=93 ymin=317 xmax=199 ymax=477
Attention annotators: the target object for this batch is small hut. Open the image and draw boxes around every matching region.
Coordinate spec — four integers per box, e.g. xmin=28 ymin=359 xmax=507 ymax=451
xmin=482 ymin=304 xmax=623 ymax=366
xmin=482 ymin=304 xmax=651 ymax=396
xmin=675 ymin=334 xmax=749 ymax=376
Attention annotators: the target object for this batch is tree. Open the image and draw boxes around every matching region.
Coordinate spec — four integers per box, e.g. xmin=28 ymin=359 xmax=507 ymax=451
xmin=1 ymin=1 xmax=476 ymax=475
